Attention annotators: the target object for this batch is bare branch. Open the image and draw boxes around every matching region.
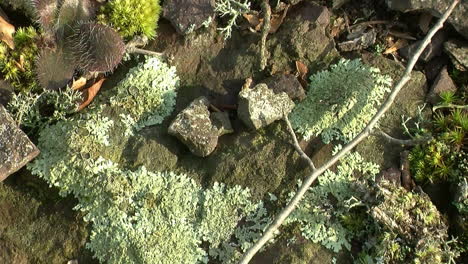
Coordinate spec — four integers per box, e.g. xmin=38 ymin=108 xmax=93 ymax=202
xmin=284 ymin=115 xmax=316 ymax=170
xmin=433 ymin=103 xmax=468 ymax=111
xmin=238 ymin=1 xmax=460 ymax=263
xmin=126 ymin=47 xmax=164 ymax=57
xmin=259 ymin=0 xmax=271 ymax=70
xmin=374 ymin=130 xmax=432 ymax=146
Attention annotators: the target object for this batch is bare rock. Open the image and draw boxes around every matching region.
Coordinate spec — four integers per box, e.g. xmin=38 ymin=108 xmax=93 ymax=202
xmin=262 ymin=74 xmax=306 ymax=101
xmin=168 ymin=97 xmax=233 ymax=157
xmin=338 ymin=28 xmax=377 ymax=52
xmin=424 ymin=56 xmax=449 ymax=82
xmin=399 ymin=31 xmax=447 ymax=62
xmin=0 ymin=80 xmax=13 ymax=106
xmin=386 ymin=0 xmax=468 ymax=39
xmin=0 ymin=105 xmax=39 ymax=181
xmin=238 ymin=83 xmax=295 ymax=130
xmin=163 ymin=0 xmax=215 ymax=35
xmin=427 ymin=66 xmax=458 ymax=104
xmin=444 ymin=39 xmax=468 ymax=71
xmin=377 ymin=167 xmax=402 ymax=186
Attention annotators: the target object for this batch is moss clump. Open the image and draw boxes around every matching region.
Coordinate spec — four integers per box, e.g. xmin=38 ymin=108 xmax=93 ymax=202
xmin=0 ymin=27 xmax=39 ymax=93
xmin=290 ymin=59 xmax=392 ymax=143
xmin=369 ymin=181 xmax=458 ymax=263
xmin=97 ymin=0 xmax=161 ymax=39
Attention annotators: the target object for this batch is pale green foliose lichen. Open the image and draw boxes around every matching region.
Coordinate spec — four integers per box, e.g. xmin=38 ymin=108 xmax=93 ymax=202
xmin=110 ymin=56 xmax=179 ymax=132
xmin=28 ymin=56 xmax=270 ymax=264
xmin=290 ymin=59 xmax=392 ymax=143
xmin=285 ymin=146 xmax=380 ymax=253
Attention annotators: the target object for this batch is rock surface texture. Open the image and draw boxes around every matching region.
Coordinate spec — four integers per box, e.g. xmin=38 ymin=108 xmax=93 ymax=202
xmin=262 ymin=74 xmax=306 ymax=101
xmin=238 ymin=83 xmax=295 ymax=130
xmin=168 ymin=96 xmax=233 ymax=157
xmin=0 ymin=105 xmax=39 ymax=181
xmin=427 ymin=66 xmax=458 ymax=104
xmin=444 ymin=39 xmax=468 ymax=71
xmin=386 ymin=0 xmax=468 ymax=39
xmin=163 ymin=0 xmax=215 ymax=35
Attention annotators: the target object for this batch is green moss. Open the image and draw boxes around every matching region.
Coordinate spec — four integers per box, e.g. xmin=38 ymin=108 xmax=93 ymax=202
xmin=290 ymin=59 xmax=391 ymax=143
xmin=97 ymin=0 xmax=162 ymax=39
xmin=0 ymin=27 xmax=39 ymax=93
xmin=369 ymin=181 xmax=458 ymax=264
xmin=0 ymin=183 xmax=89 ymax=263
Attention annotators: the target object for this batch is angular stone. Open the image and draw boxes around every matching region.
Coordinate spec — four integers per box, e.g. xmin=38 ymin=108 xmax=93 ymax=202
xmin=163 ymin=0 xmax=215 ymax=35
xmin=338 ymin=28 xmax=377 ymax=52
xmin=168 ymin=96 xmax=233 ymax=157
xmin=427 ymin=66 xmax=458 ymax=104
xmin=263 ymin=74 xmax=306 ymax=101
xmin=238 ymin=83 xmax=294 ymax=130
xmin=399 ymin=31 xmax=447 ymax=62
xmin=444 ymin=39 xmax=468 ymax=71
xmin=386 ymin=0 xmax=468 ymax=39
xmin=424 ymin=56 xmax=449 ymax=82
xmin=0 ymin=105 xmax=39 ymax=181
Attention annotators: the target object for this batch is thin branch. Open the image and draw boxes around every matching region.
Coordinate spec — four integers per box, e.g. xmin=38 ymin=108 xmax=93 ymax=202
xmin=284 ymin=116 xmax=316 ymax=170
xmin=259 ymin=0 xmax=271 ymax=70
xmin=433 ymin=103 xmax=468 ymax=111
xmin=237 ymin=1 xmax=460 ymax=263
xmin=126 ymin=47 xmax=164 ymax=57
xmin=375 ymin=130 xmax=432 ymax=146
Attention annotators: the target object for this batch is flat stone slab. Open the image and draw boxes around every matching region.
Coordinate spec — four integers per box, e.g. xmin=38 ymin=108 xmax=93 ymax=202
xmin=0 ymin=105 xmax=39 ymax=181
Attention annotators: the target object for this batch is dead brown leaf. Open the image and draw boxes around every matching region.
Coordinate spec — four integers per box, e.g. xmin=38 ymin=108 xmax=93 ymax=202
xmin=331 ymin=17 xmax=346 ymax=38
xmin=295 ymin=61 xmax=308 ymax=89
xmin=243 ymin=13 xmax=262 ymax=29
xmin=244 ymin=6 xmax=288 ymax=34
xmin=0 ymin=11 xmax=15 ymax=49
xmin=78 ymin=78 xmax=105 ymax=111
xmin=71 ymin=77 xmax=88 ymax=91
xmin=383 ymin=39 xmax=408 ymax=55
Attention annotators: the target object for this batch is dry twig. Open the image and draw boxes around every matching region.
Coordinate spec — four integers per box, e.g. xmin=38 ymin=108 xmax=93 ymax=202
xmin=259 ymin=0 xmax=271 ymax=70
xmin=238 ymin=1 xmax=460 ymax=263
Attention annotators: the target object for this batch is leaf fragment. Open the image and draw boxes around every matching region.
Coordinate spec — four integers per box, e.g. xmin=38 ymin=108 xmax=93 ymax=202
xmin=78 ymin=78 xmax=105 ymax=111
xmin=0 ymin=11 xmax=15 ymax=49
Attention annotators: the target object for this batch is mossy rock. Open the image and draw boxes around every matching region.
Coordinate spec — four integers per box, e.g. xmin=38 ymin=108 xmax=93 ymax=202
xmin=357 ymin=54 xmax=427 ymax=168
xmin=0 ymin=182 xmax=93 ymax=264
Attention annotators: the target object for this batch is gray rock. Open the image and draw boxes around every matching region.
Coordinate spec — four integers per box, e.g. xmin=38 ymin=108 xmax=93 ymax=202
xmin=444 ymin=39 xmax=468 ymax=71
xmin=168 ymin=96 xmax=233 ymax=157
xmin=386 ymin=0 xmax=468 ymax=39
xmin=399 ymin=31 xmax=447 ymax=62
xmin=338 ymin=28 xmax=377 ymax=52
xmin=238 ymin=83 xmax=294 ymax=130
xmin=425 ymin=56 xmax=449 ymax=81
xmin=263 ymin=74 xmax=306 ymax=101
xmin=427 ymin=66 xmax=458 ymax=104
xmin=0 ymin=80 xmax=13 ymax=106
xmin=0 ymin=105 xmax=40 ymax=181
xmin=163 ymin=0 xmax=215 ymax=35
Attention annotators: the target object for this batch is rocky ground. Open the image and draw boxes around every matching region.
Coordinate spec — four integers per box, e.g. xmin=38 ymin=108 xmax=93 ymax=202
xmin=0 ymin=0 xmax=467 ymax=263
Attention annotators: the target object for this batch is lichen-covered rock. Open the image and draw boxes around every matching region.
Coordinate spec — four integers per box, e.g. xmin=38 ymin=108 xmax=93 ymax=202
xmin=163 ymin=0 xmax=215 ymax=35
xmin=290 ymin=59 xmax=392 ymax=143
xmin=386 ymin=0 xmax=468 ymax=39
xmin=169 ymin=96 xmax=233 ymax=157
xmin=238 ymin=83 xmax=294 ymax=130
xmin=444 ymin=39 xmax=468 ymax=71
xmin=0 ymin=105 xmax=39 ymax=181
xmin=262 ymin=74 xmax=306 ymax=101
